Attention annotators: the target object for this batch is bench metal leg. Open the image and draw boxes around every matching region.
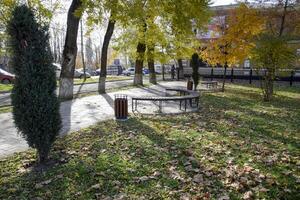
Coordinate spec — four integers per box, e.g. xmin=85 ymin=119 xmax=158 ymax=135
xmin=179 ymin=100 xmax=182 ymax=110
xmin=132 ymin=99 xmax=134 ymax=112
xmin=184 ymin=99 xmax=187 ymax=111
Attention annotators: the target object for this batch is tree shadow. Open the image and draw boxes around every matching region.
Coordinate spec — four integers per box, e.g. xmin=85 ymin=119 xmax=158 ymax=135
xmin=74 ymin=79 xmax=87 ymax=97
xmin=100 ymin=93 xmax=114 ymax=109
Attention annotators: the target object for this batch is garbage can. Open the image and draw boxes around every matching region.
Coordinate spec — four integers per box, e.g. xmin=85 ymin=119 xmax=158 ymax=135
xmin=114 ymin=94 xmax=128 ymax=120
xmin=187 ymin=80 xmax=193 ymax=90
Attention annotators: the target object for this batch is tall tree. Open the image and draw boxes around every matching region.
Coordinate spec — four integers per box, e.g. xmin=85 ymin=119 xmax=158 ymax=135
xmin=59 ymin=0 xmax=83 ymax=100
xmin=8 ymin=5 xmax=61 ymax=163
xmin=147 ymin=45 xmax=156 ymax=84
xmin=85 ymin=36 xmax=93 ymax=66
xmin=201 ymin=3 xmax=264 ymax=91
xmin=80 ymin=19 xmax=86 ymax=79
xmin=98 ymin=17 xmax=115 ymax=93
xmin=251 ymin=0 xmax=299 ymax=101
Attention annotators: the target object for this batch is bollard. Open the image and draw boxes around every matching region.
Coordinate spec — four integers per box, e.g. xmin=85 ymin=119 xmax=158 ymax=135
xmin=187 ymin=80 xmax=193 ymax=90
xmin=114 ymin=94 xmax=128 ymax=120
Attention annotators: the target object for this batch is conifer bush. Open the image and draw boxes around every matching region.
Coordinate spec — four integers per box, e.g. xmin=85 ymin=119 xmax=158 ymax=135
xmin=191 ymin=53 xmax=200 ymax=90
xmin=7 ymin=5 xmax=61 ymax=163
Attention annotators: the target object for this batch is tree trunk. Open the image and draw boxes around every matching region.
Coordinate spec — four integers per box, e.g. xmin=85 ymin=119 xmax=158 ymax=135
xmin=263 ymin=69 xmax=275 ymax=101
xmin=147 ymin=45 xmax=156 ymax=84
xmin=178 ymin=59 xmax=184 ymax=79
xmin=59 ymin=0 xmax=82 ymax=100
xmin=134 ymin=42 xmax=146 ymax=85
xmin=279 ymin=0 xmax=289 ymax=37
xmin=222 ymin=63 xmax=228 ymax=92
xmin=80 ymin=19 xmax=86 ymax=80
xmin=98 ymin=18 xmax=115 ymax=94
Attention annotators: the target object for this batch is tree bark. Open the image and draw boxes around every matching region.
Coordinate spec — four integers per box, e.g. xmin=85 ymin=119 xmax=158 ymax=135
xmin=80 ymin=19 xmax=86 ymax=80
xmin=279 ymin=0 xmax=289 ymax=37
xmin=178 ymin=59 xmax=184 ymax=79
xmin=222 ymin=63 xmax=228 ymax=92
xmin=98 ymin=18 xmax=115 ymax=94
xmin=147 ymin=45 xmax=156 ymax=84
xmin=134 ymin=42 xmax=146 ymax=85
xmin=59 ymin=0 xmax=82 ymax=100
xmin=263 ymin=68 xmax=275 ymax=101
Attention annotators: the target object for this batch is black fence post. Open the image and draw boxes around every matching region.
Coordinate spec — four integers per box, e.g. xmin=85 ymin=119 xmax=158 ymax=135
xmin=290 ymin=71 xmax=294 ymax=86
xmin=211 ymin=68 xmax=214 ymax=81
xmin=249 ymin=68 xmax=253 ymax=84
xmin=230 ymin=68 xmax=234 ymax=83
xmin=177 ymin=68 xmax=179 ymax=80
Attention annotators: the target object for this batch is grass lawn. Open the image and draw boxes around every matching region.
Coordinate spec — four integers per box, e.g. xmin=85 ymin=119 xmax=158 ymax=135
xmin=73 ymin=76 xmax=132 ymax=85
xmin=0 ymin=84 xmax=299 ymax=199
xmin=0 ymin=84 xmax=13 ymax=92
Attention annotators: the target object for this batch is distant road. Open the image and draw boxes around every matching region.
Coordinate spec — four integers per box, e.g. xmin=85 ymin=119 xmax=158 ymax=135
xmin=0 ymin=79 xmax=134 ymax=106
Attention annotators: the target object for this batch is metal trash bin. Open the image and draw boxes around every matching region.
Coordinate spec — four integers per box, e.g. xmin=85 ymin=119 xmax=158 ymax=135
xmin=114 ymin=94 xmax=128 ymax=120
xmin=187 ymin=80 xmax=193 ymax=90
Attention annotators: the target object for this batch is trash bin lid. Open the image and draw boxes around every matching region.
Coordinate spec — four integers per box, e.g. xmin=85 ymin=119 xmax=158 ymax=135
xmin=114 ymin=94 xmax=128 ymax=99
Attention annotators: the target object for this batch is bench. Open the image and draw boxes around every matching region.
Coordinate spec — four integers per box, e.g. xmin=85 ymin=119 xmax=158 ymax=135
xmin=200 ymin=81 xmax=218 ymax=89
xmin=131 ymin=88 xmax=200 ymax=113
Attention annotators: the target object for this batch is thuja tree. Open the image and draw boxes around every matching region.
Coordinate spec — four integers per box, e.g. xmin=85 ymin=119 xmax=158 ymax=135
xmin=191 ymin=53 xmax=200 ymax=90
xmin=8 ymin=5 xmax=61 ymax=163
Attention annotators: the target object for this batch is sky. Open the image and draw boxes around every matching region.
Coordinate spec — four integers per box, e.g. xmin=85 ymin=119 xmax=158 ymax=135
xmin=212 ymin=0 xmax=236 ymax=6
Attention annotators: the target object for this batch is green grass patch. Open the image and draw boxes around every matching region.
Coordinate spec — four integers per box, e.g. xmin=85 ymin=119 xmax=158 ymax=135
xmin=73 ymin=76 xmax=132 ymax=85
xmin=0 ymin=84 xmax=299 ymax=199
xmin=0 ymin=84 xmax=13 ymax=92
xmin=0 ymin=106 xmax=12 ymax=113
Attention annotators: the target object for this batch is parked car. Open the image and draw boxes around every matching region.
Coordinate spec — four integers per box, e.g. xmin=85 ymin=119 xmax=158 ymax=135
xmin=123 ymin=67 xmax=135 ymax=76
xmin=74 ymin=69 xmax=91 ymax=79
xmin=95 ymin=69 xmax=101 ymax=76
xmin=78 ymin=68 xmax=97 ymax=76
xmin=107 ymin=65 xmax=123 ymax=75
xmin=143 ymin=68 xmax=149 ymax=74
xmin=123 ymin=67 xmax=149 ymax=76
xmin=0 ymin=68 xmax=15 ymax=84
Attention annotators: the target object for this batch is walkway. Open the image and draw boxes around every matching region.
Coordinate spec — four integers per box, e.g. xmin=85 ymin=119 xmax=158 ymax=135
xmin=0 ymin=81 xmax=198 ymax=158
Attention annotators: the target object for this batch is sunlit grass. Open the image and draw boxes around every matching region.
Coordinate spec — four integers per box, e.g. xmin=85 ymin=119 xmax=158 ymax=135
xmin=0 ymin=84 xmax=299 ymax=199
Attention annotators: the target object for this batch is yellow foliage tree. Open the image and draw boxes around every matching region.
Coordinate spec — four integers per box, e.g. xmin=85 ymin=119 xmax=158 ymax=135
xmin=202 ymin=3 xmax=264 ymax=67
xmin=201 ymin=3 xmax=264 ymax=91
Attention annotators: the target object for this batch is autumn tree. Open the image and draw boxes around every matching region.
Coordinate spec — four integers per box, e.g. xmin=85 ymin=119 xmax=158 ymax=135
xmin=251 ymin=0 xmax=300 ymax=101
xmin=252 ymin=34 xmax=296 ymax=100
xmin=201 ymin=3 xmax=264 ymax=91
xmin=160 ymin=0 xmax=211 ymax=79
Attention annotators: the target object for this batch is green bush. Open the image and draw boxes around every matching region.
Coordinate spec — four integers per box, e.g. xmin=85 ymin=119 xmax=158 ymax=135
xmin=8 ymin=5 xmax=61 ymax=163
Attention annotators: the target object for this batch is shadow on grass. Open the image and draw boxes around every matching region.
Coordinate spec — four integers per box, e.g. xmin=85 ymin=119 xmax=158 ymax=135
xmin=0 ymin=118 xmax=229 ymax=199
xmin=1 ymin=82 xmax=300 ymax=199
xmin=202 ymin=90 xmax=300 ymax=149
